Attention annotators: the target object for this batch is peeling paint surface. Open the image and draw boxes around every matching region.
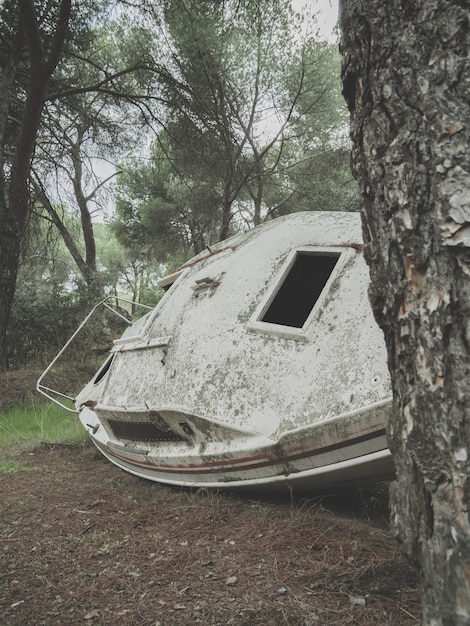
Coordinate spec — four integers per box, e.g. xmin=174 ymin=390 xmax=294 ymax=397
xmin=76 ymin=212 xmax=394 ymax=491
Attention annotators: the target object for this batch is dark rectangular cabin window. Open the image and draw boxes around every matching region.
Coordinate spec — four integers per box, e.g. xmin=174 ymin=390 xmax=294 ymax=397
xmin=261 ymin=252 xmax=340 ymax=328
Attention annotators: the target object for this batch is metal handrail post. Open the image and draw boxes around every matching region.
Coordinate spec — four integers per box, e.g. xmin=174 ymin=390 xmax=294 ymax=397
xmin=36 ymin=296 xmax=152 ymax=412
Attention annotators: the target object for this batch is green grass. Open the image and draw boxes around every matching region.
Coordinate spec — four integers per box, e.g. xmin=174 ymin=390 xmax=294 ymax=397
xmin=0 ymin=400 xmax=86 ymax=448
xmin=0 ymin=459 xmax=39 ymax=474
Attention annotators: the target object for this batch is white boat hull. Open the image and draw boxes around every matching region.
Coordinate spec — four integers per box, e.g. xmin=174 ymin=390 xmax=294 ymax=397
xmin=79 ymin=399 xmax=394 ymax=492
xmin=47 ymin=212 xmax=395 ymax=492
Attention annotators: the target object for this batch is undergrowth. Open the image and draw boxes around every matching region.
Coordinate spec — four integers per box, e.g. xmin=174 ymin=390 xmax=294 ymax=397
xmin=0 ymin=400 xmax=86 ymax=472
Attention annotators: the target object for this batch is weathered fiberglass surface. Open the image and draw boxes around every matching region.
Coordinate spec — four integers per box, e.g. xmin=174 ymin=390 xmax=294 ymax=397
xmin=93 ymin=212 xmax=390 ymax=441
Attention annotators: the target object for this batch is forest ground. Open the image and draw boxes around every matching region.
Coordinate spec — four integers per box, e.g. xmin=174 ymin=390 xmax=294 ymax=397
xmin=1 ymin=440 xmax=422 ymax=626
xmin=0 ymin=367 xmax=421 ymax=626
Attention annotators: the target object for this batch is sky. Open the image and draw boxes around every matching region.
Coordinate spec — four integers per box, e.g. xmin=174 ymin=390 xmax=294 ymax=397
xmin=316 ymin=0 xmax=340 ymax=39
xmin=293 ymin=0 xmax=340 ymax=42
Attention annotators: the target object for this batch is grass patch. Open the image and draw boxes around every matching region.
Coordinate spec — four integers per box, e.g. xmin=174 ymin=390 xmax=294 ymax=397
xmin=0 ymin=459 xmax=39 ymax=474
xmin=0 ymin=400 xmax=86 ymax=449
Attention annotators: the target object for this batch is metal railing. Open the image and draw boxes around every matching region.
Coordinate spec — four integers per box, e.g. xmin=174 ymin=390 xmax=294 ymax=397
xmin=36 ymin=296 xmax=153 ymax=413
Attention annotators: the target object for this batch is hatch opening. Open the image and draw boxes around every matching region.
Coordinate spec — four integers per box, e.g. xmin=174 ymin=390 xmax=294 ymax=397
xmin=261 ymin=252 xmax=340 ymax=328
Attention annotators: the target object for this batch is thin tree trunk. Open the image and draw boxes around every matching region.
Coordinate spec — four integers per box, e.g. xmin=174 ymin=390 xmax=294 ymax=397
xmin=246 ymin=167 xmax=263 ymax=227
xmin=189 ymin=223 xmax=205 ymax=255
xmin=340 ymin=1 xmax=470 ymax=623
xmin=0 ymin=219 xmax=21 ymax=370
xmin=33 ymin=179 xmax=91 ymax=284
xmin=219 ymin=196 xmax=233 ymax=241
xmin=0 ymin=0 xmax=72 ymax=371
xmin=70 ymin=135 xmax=97 ymax=285
xmin=0 ymin=27 xmax=23 ymax=368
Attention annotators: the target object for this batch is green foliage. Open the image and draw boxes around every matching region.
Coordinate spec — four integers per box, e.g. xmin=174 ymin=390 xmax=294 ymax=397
xmin=0 ymin=401 xmax=85 ymax=449
xmin=94 ymin=222 xmax=163 ymax=306
xmin=257 ymin=41 xmax=358 ymax=216
xmin=2 ymin=0 xmax=357 ymax=372
xmin=9 ymin=224 xmax=97 ymax=368
xmin=271 ymin=146 xmax=358 ymax=215
xmin=113 ymin=140 xmax=222 ymax=259
xmin=113 ymin=154 xmax=179 ymax=260
xmin=8 ymin=281 xmax=90 ymax=368
xmin=113 ymin=0 xmax=356 ymax=249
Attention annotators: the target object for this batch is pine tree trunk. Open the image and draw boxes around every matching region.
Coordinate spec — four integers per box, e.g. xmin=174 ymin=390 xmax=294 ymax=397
xmin=0 ymin=216 xmax=21 ymax=371
xmin=219 ymin=197 xmax=233 ymax=241
xmin=0 ymin=0 xmax=72 ymax=372
xmin=340 ymin=1 xmax=470 ymax=623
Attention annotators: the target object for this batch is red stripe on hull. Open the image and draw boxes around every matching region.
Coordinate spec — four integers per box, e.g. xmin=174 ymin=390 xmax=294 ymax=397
xmin=94 ymin=428 xmax=387 ymax=477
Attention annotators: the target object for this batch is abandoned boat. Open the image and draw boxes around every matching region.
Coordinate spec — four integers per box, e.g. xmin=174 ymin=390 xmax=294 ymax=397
xmin=38 ymin=211 xmax=394 ymax=491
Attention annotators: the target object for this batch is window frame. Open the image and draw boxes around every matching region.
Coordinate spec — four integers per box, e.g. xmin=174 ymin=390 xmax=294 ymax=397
xmin=247 ymin=246 xmax=350 ymax=341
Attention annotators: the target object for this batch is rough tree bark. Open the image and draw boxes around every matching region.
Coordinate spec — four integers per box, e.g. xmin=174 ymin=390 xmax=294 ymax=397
xmin=340 ymin=1 xmax=470 ymax=623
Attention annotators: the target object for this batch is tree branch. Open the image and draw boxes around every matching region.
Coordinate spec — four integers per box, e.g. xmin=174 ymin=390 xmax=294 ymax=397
xmin=46 ymin=62 xmax=152 ymax=101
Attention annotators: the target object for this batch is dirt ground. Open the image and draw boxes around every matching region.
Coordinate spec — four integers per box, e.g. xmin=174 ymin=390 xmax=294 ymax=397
xmin=1 ymin=440 xmax=421 ymax=626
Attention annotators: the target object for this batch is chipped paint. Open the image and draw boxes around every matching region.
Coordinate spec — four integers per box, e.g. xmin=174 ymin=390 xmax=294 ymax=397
xmin=439 ymin=165 xmax=470 ymax=247
xmin=454 ymin=448 xmax=468 ymax=463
